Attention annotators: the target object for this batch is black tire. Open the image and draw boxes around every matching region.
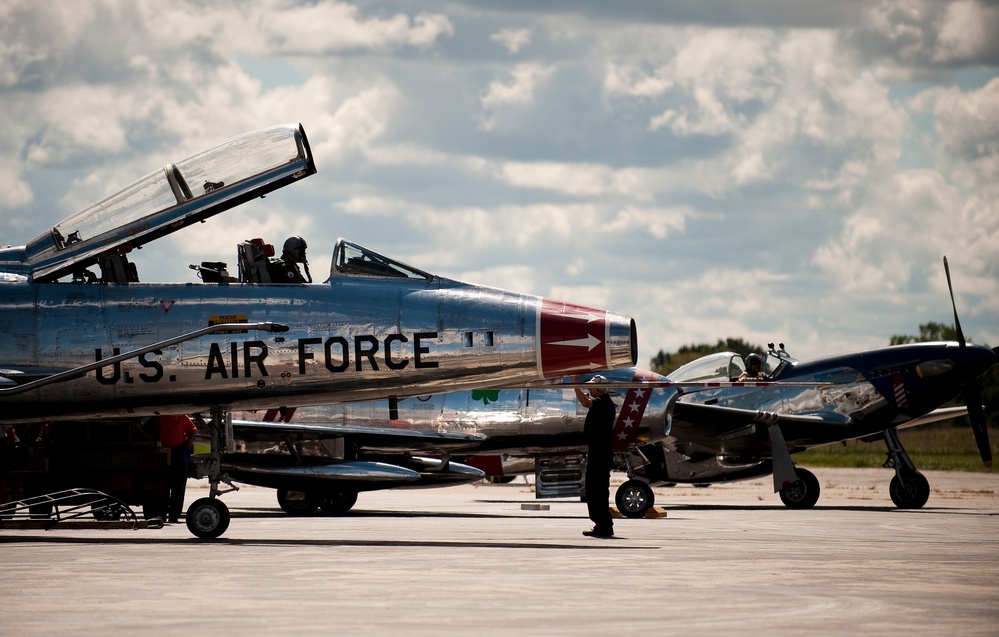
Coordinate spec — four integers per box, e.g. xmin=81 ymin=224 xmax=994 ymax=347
xmin=276 ymin=488 xmax=319 ymax=516
xmin=185 ymin=498 xmax=230 ymax=539
xmin=319 ymin=490 xmax=358 ymax=515
xmin=615 ymin=479 xmax=655 ymax=518
xmin=889 ymin=470 xmax=930 ymax=509
xmin=779 ymin=467 xmax=821 ymax=509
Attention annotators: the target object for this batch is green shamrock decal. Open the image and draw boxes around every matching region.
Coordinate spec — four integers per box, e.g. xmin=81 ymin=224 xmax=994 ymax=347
xmin=471 ymin=389 xmax=501 ymax=405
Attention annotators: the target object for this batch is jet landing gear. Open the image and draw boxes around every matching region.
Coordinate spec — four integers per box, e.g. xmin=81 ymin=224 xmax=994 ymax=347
xmin=186 ymin=498 xmax=230 ymax=539
xmin=187 ymin=408 xmax=237 ymax=539
xmin=884 ymin=428 xmax=930 ymax=509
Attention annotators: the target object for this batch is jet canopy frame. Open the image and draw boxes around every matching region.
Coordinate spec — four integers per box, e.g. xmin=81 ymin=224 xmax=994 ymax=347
xmin=330 ymin=238 xmax=433 ymax=281
xmin=21 ymin=123 xmax=316 ymax=283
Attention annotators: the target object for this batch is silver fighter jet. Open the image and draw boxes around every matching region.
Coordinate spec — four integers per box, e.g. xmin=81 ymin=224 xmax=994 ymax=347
xmin=0 ymin=123 xmax=637 ymax=538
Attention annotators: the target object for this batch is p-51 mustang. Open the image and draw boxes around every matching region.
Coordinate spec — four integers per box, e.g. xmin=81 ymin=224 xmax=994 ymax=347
xmin=0 ymin=123 xmax=637 ymax=538
xmin=648 ymin=335 xmax=994 ymax=512
xmin=646 ymin=260 xmax=994 ymax=512
xmin=225 ymin=269 xmax=995 ymax=517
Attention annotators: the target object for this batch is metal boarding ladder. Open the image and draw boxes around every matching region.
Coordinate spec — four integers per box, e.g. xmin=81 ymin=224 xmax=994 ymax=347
xmin=0 ymin=488 xmax=161 ymax=530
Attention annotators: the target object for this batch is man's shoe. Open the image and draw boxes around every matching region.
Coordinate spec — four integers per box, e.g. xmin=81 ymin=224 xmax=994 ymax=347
xmin=582 ymin=528 xmax=614 ymax=538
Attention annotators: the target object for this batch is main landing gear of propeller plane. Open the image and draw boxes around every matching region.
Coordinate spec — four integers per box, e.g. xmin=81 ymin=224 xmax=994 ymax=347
xmin=615 ymin=479 xmax=655 ymax=518
xmin=884 ymin=427 xmax=930 ymax=509
xmin=778 ymin=467 xmax=821 ymax=509
xmin=889 ymin=469 xmax=930 ymax=509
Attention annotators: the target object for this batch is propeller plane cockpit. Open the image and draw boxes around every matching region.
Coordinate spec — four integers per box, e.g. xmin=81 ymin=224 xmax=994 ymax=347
xmin=0 ymin=123 xmax=638 ymax=538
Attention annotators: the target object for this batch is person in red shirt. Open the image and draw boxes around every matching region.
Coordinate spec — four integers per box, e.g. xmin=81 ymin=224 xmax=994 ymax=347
xmin=157 ymin=415 xmax=197 ymax=523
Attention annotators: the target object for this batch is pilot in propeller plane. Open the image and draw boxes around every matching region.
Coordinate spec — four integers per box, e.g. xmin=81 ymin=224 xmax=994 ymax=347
xmin=0 ymin=123 xmax=637 ymax=538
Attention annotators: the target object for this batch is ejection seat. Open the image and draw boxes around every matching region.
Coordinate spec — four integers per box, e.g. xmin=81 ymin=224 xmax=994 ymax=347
xmin=236 ymin=238 xmax=277 ymax=283
xmin=188 ymin=238 xmax=277 ymax=284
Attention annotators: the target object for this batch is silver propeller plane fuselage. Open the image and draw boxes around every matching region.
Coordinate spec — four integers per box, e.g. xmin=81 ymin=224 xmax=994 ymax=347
xmin=227 ymin=338 xmax=995 ymax=518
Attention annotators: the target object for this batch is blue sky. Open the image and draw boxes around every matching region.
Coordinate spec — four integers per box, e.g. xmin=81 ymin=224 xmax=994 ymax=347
xmin=1 ymin=0 xmax=997 ymax=366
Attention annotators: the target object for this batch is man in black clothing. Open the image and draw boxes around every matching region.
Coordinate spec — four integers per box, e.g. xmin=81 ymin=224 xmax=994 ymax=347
xmin=574 ymin=375 xmax=616 ymax=538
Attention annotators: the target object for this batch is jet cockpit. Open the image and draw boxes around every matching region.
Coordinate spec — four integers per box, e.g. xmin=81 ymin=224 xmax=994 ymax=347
xmin=192 ymin=238 xmax=436 ymax=285
xmin=330 ymin=239 xmax=432 ymax=281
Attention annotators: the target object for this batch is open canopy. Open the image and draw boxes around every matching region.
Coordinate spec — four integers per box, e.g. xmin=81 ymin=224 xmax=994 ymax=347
xmin=16 ymin=123 xmax=315 ymax=282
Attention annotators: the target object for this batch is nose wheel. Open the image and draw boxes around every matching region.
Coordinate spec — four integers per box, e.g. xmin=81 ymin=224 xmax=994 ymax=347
xmin=185 ymin=497 xmax=231 ymax=539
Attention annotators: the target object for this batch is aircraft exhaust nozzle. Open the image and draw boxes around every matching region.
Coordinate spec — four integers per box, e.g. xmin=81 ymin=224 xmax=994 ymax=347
xmin=611 ymin=314 xmax=638 ymax=368
xmin=537 ymin=300 xmax=637 ymax=378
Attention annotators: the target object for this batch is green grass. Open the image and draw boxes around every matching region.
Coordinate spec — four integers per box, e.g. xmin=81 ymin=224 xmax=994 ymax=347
xmin=795 ymin=424 xmax=996 ymax=472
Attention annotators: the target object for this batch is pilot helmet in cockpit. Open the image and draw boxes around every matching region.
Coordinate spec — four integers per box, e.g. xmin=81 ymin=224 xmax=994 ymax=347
xmin=283 ymin=236 xmax=308 ymax=263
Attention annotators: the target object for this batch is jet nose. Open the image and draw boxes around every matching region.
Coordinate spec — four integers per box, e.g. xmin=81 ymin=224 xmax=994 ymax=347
xmin=537 ymin=300 xmax=637 ymax=378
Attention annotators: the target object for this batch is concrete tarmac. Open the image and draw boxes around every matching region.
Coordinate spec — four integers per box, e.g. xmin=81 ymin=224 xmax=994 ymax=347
xmin=2 ymin=468 xmax=998 ymax=636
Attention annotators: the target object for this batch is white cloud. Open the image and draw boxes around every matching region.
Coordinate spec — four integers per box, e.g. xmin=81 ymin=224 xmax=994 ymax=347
xmin=491 ymin=28 xmax=532 ymax=54
xmin=478 ymin=62 xmax=554 ymax=131
xmin=933 ymin=0 xmax=997 ymax=63
xmin=812 ymin=168 xmax=972 ymax=295
xmin=496 ymin=161 xmax=617 ymax=196
xmin=0 ymin=159 xmax=33 ymax=209
xmin=603 ymin=63 xmax=673 ymax=98
xmin=256 ymin=2 xmax=454 ymax=53
xmin=605 ymin=206 xmax=689 ymax=240
xmin=928 ymin=78 xmax=999 ymax=184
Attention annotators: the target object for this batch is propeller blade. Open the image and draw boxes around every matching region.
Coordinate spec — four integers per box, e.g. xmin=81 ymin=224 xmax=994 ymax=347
xmin=964 ymin=382 xmax=991 ymax=468
xmin=943 ymin=256 xmax=967 ymax=348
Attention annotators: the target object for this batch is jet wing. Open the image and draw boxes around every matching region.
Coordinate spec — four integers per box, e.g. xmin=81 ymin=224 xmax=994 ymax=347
xmin=232 ymin=419 xmax=487 ymax=453
xmin=22 ymin=123 xmax=316 ymax=282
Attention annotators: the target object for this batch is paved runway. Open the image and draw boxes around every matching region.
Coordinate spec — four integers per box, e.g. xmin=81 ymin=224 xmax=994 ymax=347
xmin=2 ymin=468 xmax=998 ymax=636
